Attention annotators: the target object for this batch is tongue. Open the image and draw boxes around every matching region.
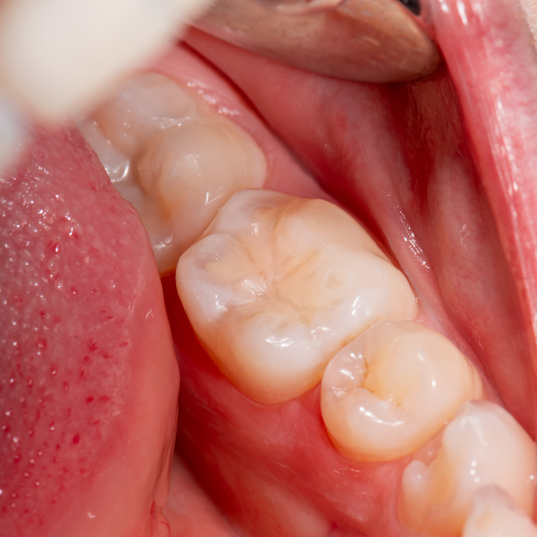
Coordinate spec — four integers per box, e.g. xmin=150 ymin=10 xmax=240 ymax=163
xmin=183 ymin=0 xmax=537 ymax=437
xmin=0 ymin=127 xmax=179 ymax=537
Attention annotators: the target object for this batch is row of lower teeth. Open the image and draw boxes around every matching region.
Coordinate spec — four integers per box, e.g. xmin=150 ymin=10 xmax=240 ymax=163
xmin=81 ymin=72 xmax=537 ymax=537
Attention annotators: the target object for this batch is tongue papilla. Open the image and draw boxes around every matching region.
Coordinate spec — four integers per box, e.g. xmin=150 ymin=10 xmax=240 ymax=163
xmin=0 ymin=127 xmax=179 ymax=537
xmin=184 ymin=0 xmax=537 ymax=437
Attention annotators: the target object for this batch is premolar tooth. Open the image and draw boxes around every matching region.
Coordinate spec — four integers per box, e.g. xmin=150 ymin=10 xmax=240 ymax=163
xmin=400 ymin=400 xmax=536 ymax=537
xmin=78 ymin=73 xmax=266 ymax=274
xmin=463 ymin=486 xmax=537 ymax=537
xmin=320 ymin=321 xmax=483 ymax=462
xmin=176 ymin=189 xmax=418 ymax=404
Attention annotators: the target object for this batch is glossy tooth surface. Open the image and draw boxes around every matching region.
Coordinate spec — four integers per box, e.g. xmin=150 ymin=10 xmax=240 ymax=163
xmin=463 ymin=486 xmax=537 ymax=537
xmin=321 ymin=321 xmax=483 ymax=462
xmin=400 ymin=400 xmax=536 ymax=537
xmin=78 ymin=73 xmax=266 ymax=274
xmin=177 ymin=189 xmax=417 ymax=404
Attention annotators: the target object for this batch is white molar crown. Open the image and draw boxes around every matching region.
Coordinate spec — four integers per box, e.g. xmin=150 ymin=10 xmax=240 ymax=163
xmin=400 ymin=400 xmax=536 ymax=537
xmin=320 ymin=321 xmax=483 ymax=462
xmin=78 ymin=73 xmax=266 ymax=274
xmin=176 ymin=189 xmax=418 ymax=404
xmin=463 ymin=486 xmax=537 ymax=537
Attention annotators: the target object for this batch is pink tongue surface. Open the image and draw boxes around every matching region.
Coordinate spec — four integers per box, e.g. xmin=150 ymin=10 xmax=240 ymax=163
xmin=0 ymin=128 xmax=179 ymax=537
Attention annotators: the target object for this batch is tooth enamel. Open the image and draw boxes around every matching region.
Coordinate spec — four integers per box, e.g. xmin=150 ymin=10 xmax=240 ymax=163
xmin=463 ymin=487 xmax=537 ymax=537
xmin=320 ymin=321 xmax=483 ymax=462
xmin=400 ymin=400 xmax=536 ymax=537
xmin=0 ymin=0 xmax=211 ymax=121
xmin=78 ymin=73 xmax=266 ymax=274
xmin=176 ymin=189 xmax=418 ymax=404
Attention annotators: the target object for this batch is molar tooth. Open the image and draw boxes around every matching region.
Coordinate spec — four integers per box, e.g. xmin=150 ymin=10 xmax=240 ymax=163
xmin=462 ymin=486 xmax=537 ymax=537
xmin=400 ymin=400 xmax=536 ymax=537
xmin=176 ymin=189 xmax=418 ymax=404
xmin=78 ymin=73 xmax=266 ymax=274
xmin=320 ymin=321 xmax=483 ymax=462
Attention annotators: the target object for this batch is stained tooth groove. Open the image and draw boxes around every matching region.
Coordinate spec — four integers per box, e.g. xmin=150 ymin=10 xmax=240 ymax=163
xmin=400 ymin=400 xmax=536 ymax=537
xmin=320 ymin=321 xmax=483 ymax=462
xmin=78 ymin=73 xmax=266 ymax=274
xmin=463 ymin=487 xmax=537 ymax=537
xmin=176 ymin=189 xmax=418 ymax=404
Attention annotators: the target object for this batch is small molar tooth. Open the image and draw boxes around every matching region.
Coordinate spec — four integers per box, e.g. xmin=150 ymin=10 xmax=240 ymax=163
xmin=399 ymin=400 xmax=536 ymax=537
xmin=176 ymin=189 xmax=418 ymax=405
xmin=320 ymin=321 xmax=483 ymax=462
xmin=78 ymin=73 xmax=266 ymax=275
xmin=462 ymin=486 xmax=537 ymax=537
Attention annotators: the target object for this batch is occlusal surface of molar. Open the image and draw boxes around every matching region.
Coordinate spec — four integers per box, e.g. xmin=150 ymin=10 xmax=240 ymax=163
xmin=321 ymin=321 xmax=484 ymax=462
xmin=78 ymin=72 xmax=267 ymax=275
xmin=177 ymin=188 xmax=418 ymax=404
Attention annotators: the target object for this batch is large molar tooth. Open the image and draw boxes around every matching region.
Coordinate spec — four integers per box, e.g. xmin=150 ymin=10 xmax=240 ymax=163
xmin=463 ymin=487 xmax=537 ymax=537
xmin=400 ymin=400 xmax=536 ymax=537
xmin=177 ymin=189 xmax=418 ymax=404
xmin=321 ymin=321 xmax=483 ymax=462
xmin=78 ymin=73 xmax=266 ymax=275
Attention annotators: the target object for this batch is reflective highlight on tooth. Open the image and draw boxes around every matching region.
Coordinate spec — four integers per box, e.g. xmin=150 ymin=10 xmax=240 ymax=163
xmin=78 ymin=74 xmax=266 ymax=274
xmin=321 ymin=321 xmax=483 ymax=462
xmin=400 ymin=400 xmax=536 ymax=537
xmin=463 ymin=487 xmax=537 ymax=537
xmin=177 ymin=189 xmax=418 ymax=404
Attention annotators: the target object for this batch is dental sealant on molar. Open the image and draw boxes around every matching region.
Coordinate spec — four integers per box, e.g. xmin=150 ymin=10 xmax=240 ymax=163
xmin=176 ymin=189 xmax=418 ymax=404
xmin=462 ymin=486 xmax=537 ymax=537
xmin=399 ymin=400 xmax=536 ymax=537
xmin=78 ymin=73 xmax=267 ymax=274
xmin=320 ymin=321 xmax=483 ymax=462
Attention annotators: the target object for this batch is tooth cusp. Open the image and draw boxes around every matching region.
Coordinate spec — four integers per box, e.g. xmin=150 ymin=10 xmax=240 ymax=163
xmin=320 ymin=321 xmax=483 ymax=462
xmin=400 ymin=400 xmax=536 ymax=537
xmin=177 ymin=189 xmax=417 ymax=404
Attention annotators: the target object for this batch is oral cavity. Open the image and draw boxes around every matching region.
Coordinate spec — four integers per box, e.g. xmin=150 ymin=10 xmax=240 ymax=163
xmin=176 ymin=188 xmax=417 ymax=404
xmin=320 ymin=320 xmax=483 ymax=462
xmin=78 ymin=72 xmax=267 ymax=274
